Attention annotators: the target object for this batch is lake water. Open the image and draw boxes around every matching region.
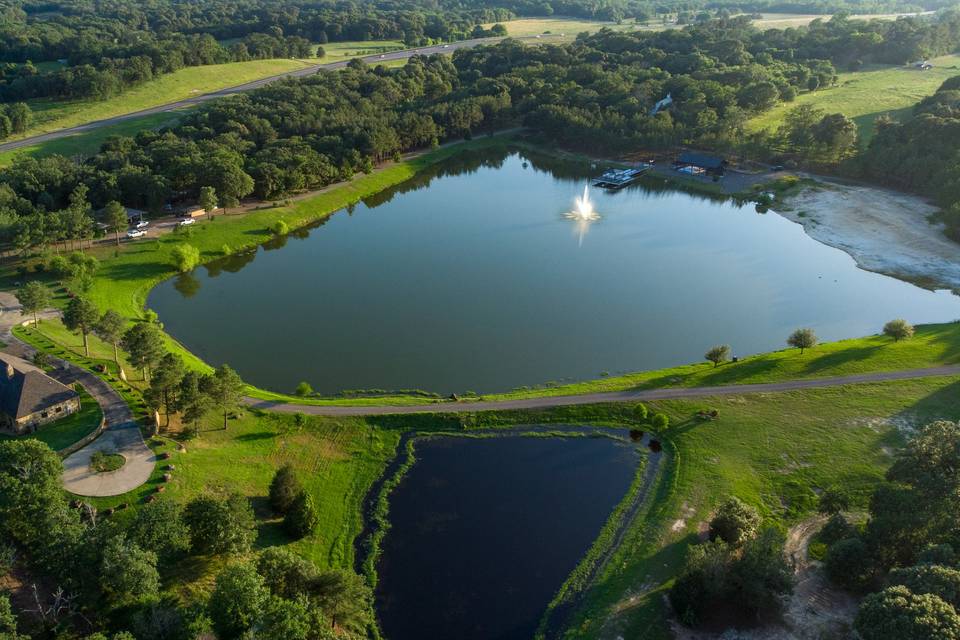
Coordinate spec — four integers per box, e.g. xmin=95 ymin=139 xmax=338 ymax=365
xmin=148 ymin=149 xmax=960 ymax=394
xmin=374 ymin=435 xmax=639 ymax=640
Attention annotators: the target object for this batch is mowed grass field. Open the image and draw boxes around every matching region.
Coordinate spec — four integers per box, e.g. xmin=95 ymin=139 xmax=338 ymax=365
xmin=482 ymin=16 xmax=656 ymax=37
xmin=749 ymin=11 xmax=931 ymax=29
xmin=749 ymin=53 xmax=960 ymax=143
xmin=18 ymin=59 xmax=313 ymax=139
xmin=0 ymin=111 xmax=181 ymax=166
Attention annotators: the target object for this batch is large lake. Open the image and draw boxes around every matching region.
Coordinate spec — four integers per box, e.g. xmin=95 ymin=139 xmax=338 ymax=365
xmin=374 ymin=436 xmax=639 ymax=640
xmin=149 ymin=149 xmax=960 ymax=394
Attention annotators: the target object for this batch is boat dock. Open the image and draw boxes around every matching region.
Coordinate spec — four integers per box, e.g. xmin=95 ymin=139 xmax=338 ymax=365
xmin=591 ymin=164 xmax=652 ymax=189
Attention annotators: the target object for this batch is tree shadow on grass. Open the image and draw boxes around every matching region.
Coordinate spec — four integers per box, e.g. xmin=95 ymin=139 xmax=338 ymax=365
xmin=800 ymin=345 xmax=881 ymax=376
xmin=234 ymin=431 xmax=277 ymax=442
xmin=696 ymin=358 xmax=780 ymax=386
xmin=892 ymin=378 xmax=960 ymax=432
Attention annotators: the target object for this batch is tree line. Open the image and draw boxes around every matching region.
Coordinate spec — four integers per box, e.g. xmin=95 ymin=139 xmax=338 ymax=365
xmin=0 ymin=13 xmax=958 ymax=257
xmin=856 ymin=75 xmax=960 ymax=240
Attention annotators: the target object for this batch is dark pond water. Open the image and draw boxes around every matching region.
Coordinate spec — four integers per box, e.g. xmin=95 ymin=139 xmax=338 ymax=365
xmin=148 ymin=149 xmax=960 ymax=394
xmin=374 ymin=436 xmax=639 ymax=640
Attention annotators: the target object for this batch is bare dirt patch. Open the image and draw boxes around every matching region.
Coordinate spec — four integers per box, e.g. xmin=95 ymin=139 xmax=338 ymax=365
xmin=669 ymin=515 xmax=859 ymax=640
xmin=780 ymin=181 xmax=960 ymax=290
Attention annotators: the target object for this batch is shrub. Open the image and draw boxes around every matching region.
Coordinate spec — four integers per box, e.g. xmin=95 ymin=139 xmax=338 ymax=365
xmin=294 ymin=381 xmax=314 ymax=397
xmin=825 ymin=537 xmax=874 ymax=591
xmin=257 ymin=547 xmax=319 ymax=599
xmin=704 ymin=344 xmax=731 ymax=367
xmin=284 ymin=491 xmax=320 ymax=539
xmin=271 ymin=220 xmax=289 ymax=236
xmin=171 ymin=244 xmax=200 ymax=273
xmin=184 ymin=493 xmax=256 ymax=555
xmin=883 ymin=319 xmax=915 ymax=342
xmin=919 ymin=544 xmax=957 ymax=567
xmin=709 ymin=497 xmax=761 ymax=546
xmin=818 ymin=487 xmax=851 ymax=514
xmin=269 ymin=464 xmax=303 ymax=515
xmin=855 ymin=585 xmax=960 ymax=640
xmin=651 ymin=413 xmax=669 ymax=430
xmin=819 ymin=513 xmax=856 ymax=545
xmin=208 ymin=563 xmax=268 ymax=639
xmin=889 ymin=565 xmax=960 ymax=609
xmin=100 ymin=534 xmax=160 ymax=605
xmin=633 ymin=402 xmax=648 ymax=421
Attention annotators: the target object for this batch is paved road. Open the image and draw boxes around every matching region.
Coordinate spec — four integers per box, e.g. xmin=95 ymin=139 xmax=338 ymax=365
xmin=0 ymin=34 xmax=558 ymax=155
xmin=0 ymin=293 xmax=155 ymax=497
xmin=245 ymin=364 xmax=960 ymax=416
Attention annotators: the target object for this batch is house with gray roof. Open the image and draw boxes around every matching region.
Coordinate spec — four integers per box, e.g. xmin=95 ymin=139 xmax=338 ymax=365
xmin=0 ymin=354 xmax=80 ymax=435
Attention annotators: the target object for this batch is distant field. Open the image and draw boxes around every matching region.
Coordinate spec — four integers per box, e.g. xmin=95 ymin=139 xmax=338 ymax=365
xmin=749 ymin=53 xmax=960 ymax=143
xmin=750 ymin=10 xmax=933 ymax=29
xmin=311 ymin=39 xmax=406 ymax=59
xmin=482 ymin=16 xmax=658 ymax=37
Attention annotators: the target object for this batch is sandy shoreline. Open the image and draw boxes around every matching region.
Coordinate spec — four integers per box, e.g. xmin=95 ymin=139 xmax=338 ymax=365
xmin=778 ymin=179 xmax=960 ymax=291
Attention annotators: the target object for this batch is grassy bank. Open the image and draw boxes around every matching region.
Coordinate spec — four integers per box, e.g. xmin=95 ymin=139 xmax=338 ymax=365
xmin=749 ymin=53 xmax=960 ymax=143
xmin=0 ymin=387 xmax=101 ymax=451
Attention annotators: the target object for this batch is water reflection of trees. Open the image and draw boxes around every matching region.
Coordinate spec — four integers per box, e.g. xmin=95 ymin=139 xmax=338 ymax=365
xmin=191 ymin=145 xmax=746 ymax=287
xmin=173 ymin=272 xmax=201 ymax=298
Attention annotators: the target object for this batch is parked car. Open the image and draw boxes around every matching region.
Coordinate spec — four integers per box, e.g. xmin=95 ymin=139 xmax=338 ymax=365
xmin=770 ymin=164 xmax=785 ymax=172
xmin=177 ymin=217 xmax=196 ymax=226
xmin=135 ymin=220 xmax=149 ymax=229
xmin=126 ymin=229 xmax=147 ymax=239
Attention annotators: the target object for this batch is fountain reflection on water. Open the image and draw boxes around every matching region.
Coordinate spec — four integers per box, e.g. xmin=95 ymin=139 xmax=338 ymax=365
xmin=564 ymin=184 xmax=601 ymax=246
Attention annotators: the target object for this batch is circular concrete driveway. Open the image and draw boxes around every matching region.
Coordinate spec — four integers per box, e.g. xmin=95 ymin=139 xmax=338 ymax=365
xmin=0 ymin=292 xmax=155 ymax=497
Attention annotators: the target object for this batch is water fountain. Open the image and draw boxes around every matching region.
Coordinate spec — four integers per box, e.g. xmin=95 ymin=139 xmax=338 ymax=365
xmin=564 ymin=184 xmax=600 ymax=246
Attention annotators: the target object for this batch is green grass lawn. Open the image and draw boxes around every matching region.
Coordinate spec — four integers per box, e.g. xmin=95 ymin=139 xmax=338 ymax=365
xmin=17 ymin=60 xmax=312 ymax=140
xmin=0 ymin=387 xmax=102 ymax=451
xmin=0 ymin=111 xmax=182 ymax=166
xmin=749 ymin=53 xmax=960 ymax=143
xmin=313 ymin=40 xmax=405 ymax=59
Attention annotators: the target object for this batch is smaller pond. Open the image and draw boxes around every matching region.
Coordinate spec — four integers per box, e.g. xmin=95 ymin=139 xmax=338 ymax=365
xmin=374 ymin=435 xmax=640 ymax=640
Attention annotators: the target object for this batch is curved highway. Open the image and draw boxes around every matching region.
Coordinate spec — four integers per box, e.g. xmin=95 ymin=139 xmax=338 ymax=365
xmin=0 ymin=34 xmax=558 ymax=155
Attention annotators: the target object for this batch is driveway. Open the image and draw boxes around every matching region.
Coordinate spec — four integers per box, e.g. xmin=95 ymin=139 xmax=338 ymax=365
xmin=0 ymin=292 xmax=155 ymax=497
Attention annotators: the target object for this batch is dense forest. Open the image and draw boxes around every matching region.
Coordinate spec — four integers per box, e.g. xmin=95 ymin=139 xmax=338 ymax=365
xmin=1 ymin=11 xmax=960 ymax=255
xmin=0 ymin=0 xmax=955 ymax=102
